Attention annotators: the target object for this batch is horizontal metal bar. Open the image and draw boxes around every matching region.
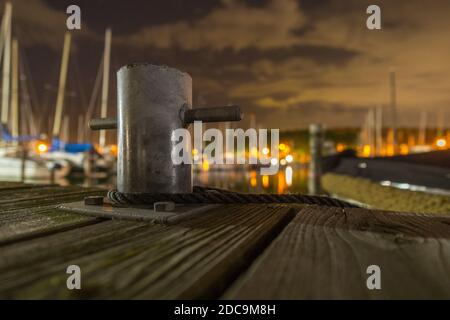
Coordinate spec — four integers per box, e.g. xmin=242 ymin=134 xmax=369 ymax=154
xmin=89 ymin=118 xmax=117 ymax=130
xmin=184 ymin=105 xmax=242 ymax=124
xmin=89 ymin=105 xmax=243 ymax=130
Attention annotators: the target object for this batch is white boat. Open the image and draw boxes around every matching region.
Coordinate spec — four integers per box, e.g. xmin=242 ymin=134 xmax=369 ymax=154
xmin=40 ymin=150 xmax=85 ymax=168
xmin=40 ymin=150 xmax=113 ymax=179
xmin=0 ymin=153 xmax=71 ymax=180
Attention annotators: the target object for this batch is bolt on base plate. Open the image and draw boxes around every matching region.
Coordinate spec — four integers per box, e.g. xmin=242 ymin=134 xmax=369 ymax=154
xmin=58 ymin=200 xmax=219 ymax=225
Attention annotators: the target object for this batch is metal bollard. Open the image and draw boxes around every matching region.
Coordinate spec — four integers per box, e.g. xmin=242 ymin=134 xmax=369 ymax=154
xmin=90 ymin=64 xmax=242 ymax=194
xmin=308 ymin=123 xmax=323 ymax=195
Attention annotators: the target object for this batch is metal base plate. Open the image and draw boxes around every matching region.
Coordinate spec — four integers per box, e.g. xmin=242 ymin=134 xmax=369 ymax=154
xmin=58 ymin=201 xmax=219 ymax=224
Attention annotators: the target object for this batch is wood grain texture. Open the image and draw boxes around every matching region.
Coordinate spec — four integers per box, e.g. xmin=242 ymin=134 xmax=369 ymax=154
xmin=224 ymin=205 xmax=450 ymax=299
xmin=0 ymin=185 xmax=104 ymax=211
xmin=3 ymin=182 xmax=450 ymax=300
xmin=0 ymin=204 xmax=295 ymax=299
xmin=0 ymin=184 xmax=105 ymax=245
xmin=0 ymin=181 xmax=45 ymax=190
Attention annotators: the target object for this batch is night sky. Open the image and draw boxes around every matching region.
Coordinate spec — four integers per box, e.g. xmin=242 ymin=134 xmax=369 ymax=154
xmin=2 ymin=0 xmax=450 ymax=136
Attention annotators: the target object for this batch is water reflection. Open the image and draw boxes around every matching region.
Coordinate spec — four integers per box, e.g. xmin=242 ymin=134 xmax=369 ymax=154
xmin=285 ymin=166 xmax=293 ymax=187
xmin=194 ymin=165 xmax=308 ymax=194
xmin=20 ymin=165 xmax=309 ymax=194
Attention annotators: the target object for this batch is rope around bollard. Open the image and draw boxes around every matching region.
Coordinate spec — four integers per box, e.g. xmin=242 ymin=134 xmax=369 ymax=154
xmin=107 ymin=186 xmax=357 ymax=208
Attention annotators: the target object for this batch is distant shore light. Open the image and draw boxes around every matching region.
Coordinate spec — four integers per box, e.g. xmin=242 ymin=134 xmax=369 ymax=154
xmin=436 ymin=138 xmax=446 ymax=148
xmin=37 ymin=143 xmax=48 ymax=153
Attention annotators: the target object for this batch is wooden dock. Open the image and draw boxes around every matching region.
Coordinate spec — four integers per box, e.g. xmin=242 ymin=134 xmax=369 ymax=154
xmin=0 ymin=182 xmax=450 ymax=299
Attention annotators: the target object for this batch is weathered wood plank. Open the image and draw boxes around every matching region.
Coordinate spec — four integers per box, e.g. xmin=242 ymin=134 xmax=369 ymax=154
xmin=0 ymin=182 xmax=53 ymax=192
xmin=0 ymin=185 xmax=105 ymax=211
xmin=0 ymin=204 xmax=295 ymax=299
xmin=0 ymin=185 xmax=82 ymax=202
xmin=0 ymin=205 xmax=103 ymax=246
xmin=224 ymin=205 xmax=450 ymax=299
xmin=0 ymin=184 xmax=106 ymax=245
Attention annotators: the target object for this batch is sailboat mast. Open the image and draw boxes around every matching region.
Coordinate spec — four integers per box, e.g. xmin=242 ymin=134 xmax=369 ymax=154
xmin=99 ymin=28 xmax=111 ymax=148
xmin=368 ymin=108 xmax=375 ymax=157
xmin=389 ymin=69 xmax=397 ymax=154
xmin=52 ymin=32 xmax=71 ymax=138
xmin=375 ymin=106 xmax=383 ymax=156
xmin=419 ymin=111 xmax=427 ymax=145
xmin=10 ymin=37 xmax=18 ymax=143
xmin=1 ymin=2 xmax=11 ymax=124
xmin=0 ymin=2 xmax=11 ymax=71
xmin=77 ymin=114 xmax=83 ymax=143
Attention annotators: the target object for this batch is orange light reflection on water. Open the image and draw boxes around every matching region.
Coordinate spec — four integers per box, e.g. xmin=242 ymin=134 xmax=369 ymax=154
xmin=194 ymin=164 xmax=308 ymax=194
xmin=262 ymin=175 xmax=269 ymax=188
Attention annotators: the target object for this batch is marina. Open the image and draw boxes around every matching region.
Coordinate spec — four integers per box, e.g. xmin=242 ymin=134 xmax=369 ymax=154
xmin=0 ymin=0 xmax=449 ymax=304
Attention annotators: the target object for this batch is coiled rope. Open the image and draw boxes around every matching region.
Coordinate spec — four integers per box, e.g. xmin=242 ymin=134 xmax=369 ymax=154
xmin=107 ymin=186 xmax=356 ymax=208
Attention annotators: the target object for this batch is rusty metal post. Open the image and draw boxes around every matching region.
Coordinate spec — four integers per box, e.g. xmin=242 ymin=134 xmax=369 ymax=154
xmin=308 ymin=124 xmax=323 ymax=195
xmin=117 ymin=64 xmax=193 ymax=194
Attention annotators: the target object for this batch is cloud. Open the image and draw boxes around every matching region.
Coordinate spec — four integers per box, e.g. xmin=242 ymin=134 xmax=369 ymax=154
xmin=7 ymin=0 xmax=449 ymax=129
xmin=245 ymin=101 xmax=370 ymax=129
xmin=0 ymin=0 xmax=95 ymax=50
xmin=114 ymin=0 xmax=450 ymax=121
xmin=116 ymin=0 xmax=306 ymax=50
xmin=209 ymin=0 xmax=450 ymax=120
